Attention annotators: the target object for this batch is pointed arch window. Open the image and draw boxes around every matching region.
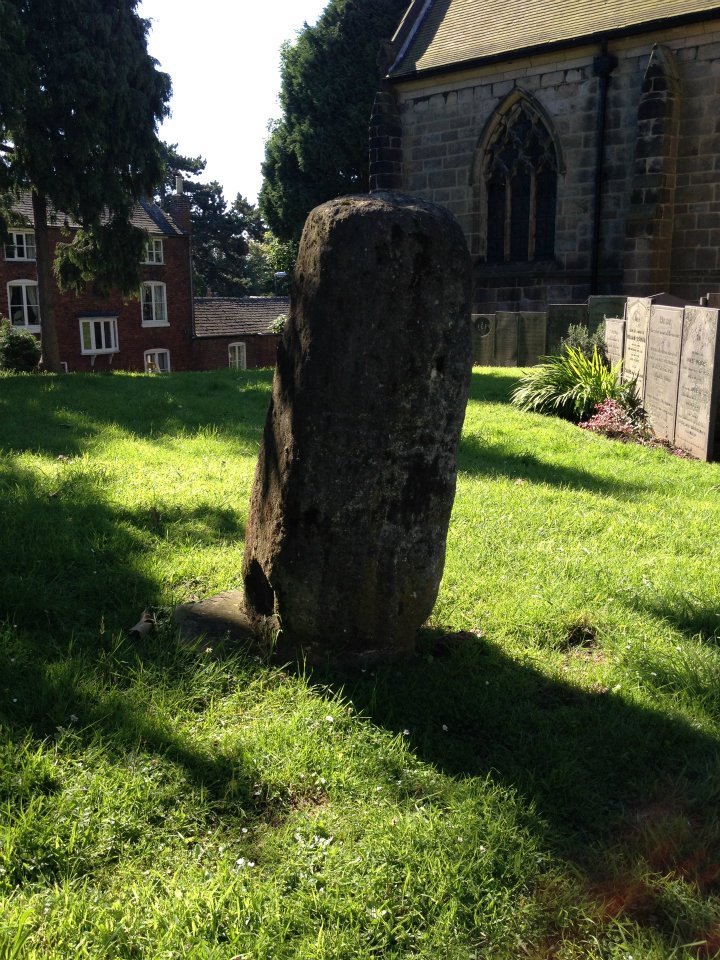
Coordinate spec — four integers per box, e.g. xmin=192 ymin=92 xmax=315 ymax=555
xmin=478 ymin=98 xmax=559 ymax=263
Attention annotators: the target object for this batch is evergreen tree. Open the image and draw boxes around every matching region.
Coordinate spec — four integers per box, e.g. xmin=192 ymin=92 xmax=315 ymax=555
xmin=188 ymin=182 xmax=255 ymax=297
xmin=259 ymin=0 xmax=407 ymax=243
xmin=155 ymin=144 xmax=266 ymax=297
xmin=0 ymin=0 xmax=171 ymax=371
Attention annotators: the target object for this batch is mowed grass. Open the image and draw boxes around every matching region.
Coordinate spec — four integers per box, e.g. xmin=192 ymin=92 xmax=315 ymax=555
xmin=1 ymin=366 xmax=720 ymax=959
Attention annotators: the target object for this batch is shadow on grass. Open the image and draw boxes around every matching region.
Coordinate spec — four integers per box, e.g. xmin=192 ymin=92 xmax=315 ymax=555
xmin=458 ymin=433 xmax=645 ymax=496
xmin=468 ymin=368 xmax=522 ymax=404
xmin=309 ymin=632 xmax=720 ymax=948
xmin=0 ymin=456 xmax=245 ymax=636
xmin=630 ymin=594 xmax=720 ymax=646
xmin=0 ymin=368 xmax=273 ymax=458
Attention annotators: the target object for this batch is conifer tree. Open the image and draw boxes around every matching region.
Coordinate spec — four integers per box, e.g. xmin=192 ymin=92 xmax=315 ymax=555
xmin=259 ymin=0 xmax=408 ymax=243
xmin=0 ymin=0 xmax=171 ymax=371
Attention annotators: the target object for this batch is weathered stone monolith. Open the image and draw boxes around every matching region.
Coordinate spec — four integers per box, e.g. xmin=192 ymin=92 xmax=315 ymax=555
xmin=242 ymin=192 xmax=472 ymax=666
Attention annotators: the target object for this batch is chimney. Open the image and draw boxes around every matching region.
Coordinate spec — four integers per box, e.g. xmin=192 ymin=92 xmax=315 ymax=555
xmin=165 ymin=175 xmax=192 ymax=233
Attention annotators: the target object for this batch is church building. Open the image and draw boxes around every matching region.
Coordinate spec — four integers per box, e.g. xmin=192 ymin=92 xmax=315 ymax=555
xmin=370 ymin=0 xmax=720 ymax=313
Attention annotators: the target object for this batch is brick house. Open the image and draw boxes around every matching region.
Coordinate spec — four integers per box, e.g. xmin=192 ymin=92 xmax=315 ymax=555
xmin=192 ymin=296 xmax=287 ymax=370
xmin=371 ymin=0 xmax=720 ymax=313
xmin=2 ymin=185 xmax=194 ymax=372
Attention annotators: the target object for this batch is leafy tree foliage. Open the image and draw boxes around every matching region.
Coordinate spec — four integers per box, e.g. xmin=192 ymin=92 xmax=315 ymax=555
xmin=0 ymin=0 xmax=170 ymax=370
xmin=244 ymin=232 xmax=298 ymax=295
xmin=259 ymin=0 xmax=407 ymax=242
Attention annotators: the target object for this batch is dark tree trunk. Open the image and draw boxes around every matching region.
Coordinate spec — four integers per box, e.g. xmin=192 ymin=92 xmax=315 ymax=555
xmin=31 ymin=189 xmax=61 ymax=373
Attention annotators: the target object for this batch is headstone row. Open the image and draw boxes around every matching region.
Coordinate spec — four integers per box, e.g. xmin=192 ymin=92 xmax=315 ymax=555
xmin=473 ymin=296 xmax=629 ymax=367
xmin=604 ymin=298 xmax=720 ymax=460
xmin=471 ymin=312 xmax=547 ymax=367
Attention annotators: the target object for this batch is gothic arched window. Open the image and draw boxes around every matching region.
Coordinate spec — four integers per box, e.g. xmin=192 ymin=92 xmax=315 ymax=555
xmin=475 ymin=96 xmax=559 ymax=263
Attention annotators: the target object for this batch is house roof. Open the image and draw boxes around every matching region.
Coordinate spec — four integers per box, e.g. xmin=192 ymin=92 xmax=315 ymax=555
xmin=8 ymin=191 xmax=184 ymax=236
xmin=389 ymin=0 xmax=720 ymax=78
xmin=193 ymin=297 xmax=290 ymax=338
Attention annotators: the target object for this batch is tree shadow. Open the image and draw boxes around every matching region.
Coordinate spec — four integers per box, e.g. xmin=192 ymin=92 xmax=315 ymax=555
xmin=468 ymin=368 xmax=521 ymax=404
xmin=0 ymin=369 xmax=273 ymax=458
xmin=458 ymin=433 xmax=645 ymax=497
xmin=628 ymin=594 xmax=720 ymax=646
xmin=308 ymin=630 xmax=720 ymax=947
xmin=0 ymin=455 xmax=245 ymax=637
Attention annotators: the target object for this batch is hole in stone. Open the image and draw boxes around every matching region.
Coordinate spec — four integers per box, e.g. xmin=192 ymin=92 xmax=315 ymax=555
xmin=244 ymin=559 xmax=275 ymax=616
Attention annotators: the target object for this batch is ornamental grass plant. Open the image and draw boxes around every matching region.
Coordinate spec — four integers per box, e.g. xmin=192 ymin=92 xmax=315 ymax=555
xmin=510 ymin=346 xmax=637 ymax=422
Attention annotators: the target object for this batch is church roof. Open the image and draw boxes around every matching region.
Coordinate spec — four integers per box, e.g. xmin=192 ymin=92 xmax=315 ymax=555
xmin=389 ymin=0 xmax=720 ymax=78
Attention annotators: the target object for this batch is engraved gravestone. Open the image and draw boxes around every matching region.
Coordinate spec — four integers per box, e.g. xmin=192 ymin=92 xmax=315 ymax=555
xmin=494 ymin=312 xmax=519 ymax=366
xmin=546 ymin=304 xmax=588 ymax=355
xmin=644 ymin=304 xmax=684 ymax=444
xmin=604 ymin=318 xmax=626 ymax=369
xmin=588 ymin=295 xmax=627 ymax=329
xmin=471 ymin=314 xmax=495 ymax=366
xmin=518 ymin=313 xmax=548 ymax=366
xmin=623 ymin=297 xmax=651 ymax=398
xmin=674 ymin=306 xmax=720 ymax=460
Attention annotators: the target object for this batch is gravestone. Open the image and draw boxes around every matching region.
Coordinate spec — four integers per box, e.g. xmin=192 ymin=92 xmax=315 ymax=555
xmin=518 ymin=313 xmax=548 ymax=366
xmin=674 ymin=306 xmax=720 ymax=460
xmin=604 ymin=318 xmax=626 ymax=369
xmin=623 ymin=297 xmax=651 ymax=397
xmin=471 ymin=314 xmax=495 ymax=366
xmin=494 ymin=312 xmax=519 ymax=366
xmin=588 ymin=295 xmax=627 ymax=330
xmin=242 ymin=192 xmax=472 ymax=665
xmin=643 ymin=304 xmax=684 ymax=444
xmin=546 ymin=304 xmax=588 ymax=355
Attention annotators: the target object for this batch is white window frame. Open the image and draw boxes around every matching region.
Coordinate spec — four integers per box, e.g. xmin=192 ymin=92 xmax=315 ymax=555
xmin=79 ymin=316 xmax=119 ymax=355
xmin=7 ymin=280 xmax=41 ymax=331
xmin=141 ymin=281 xmax=168 ymax=327
xmin=228 ymin=342 xmax=247 ymax=370
xmin=143 ymin=238 xmax=164 ymax=264
xmin=144 ymin=348 xmax=171 ymax=373
xmin=5 ymin=230 xmax=36 ymax=261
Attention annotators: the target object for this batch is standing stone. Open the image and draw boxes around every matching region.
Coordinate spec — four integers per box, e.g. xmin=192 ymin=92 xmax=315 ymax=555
xmin=644 ymin=304 xmax=684 ymax=443
xmin=604 ymin=318 xmax=626 ymax=369
xmin=242 ymin=193 xmax=472 ymax=665
xmin=674 ymin=306 xmax=720 ymax=460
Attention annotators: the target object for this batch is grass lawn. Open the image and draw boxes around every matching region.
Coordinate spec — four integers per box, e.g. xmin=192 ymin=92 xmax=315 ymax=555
xmin=1 ymin=366 xmax=720 ymax=959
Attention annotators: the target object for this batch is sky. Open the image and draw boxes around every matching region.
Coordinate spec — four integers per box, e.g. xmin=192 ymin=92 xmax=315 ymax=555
xmin=138 ymin=0 xmax=331 ymax=206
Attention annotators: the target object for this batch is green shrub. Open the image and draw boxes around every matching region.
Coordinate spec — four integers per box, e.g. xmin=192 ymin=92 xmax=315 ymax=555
xmin=511 ymin=346 xmax=634 ymax=422
xmin=0 ymin=318 xmax=41 ymax=372
xmin=560 ymin=322 xmax=607 ymax=363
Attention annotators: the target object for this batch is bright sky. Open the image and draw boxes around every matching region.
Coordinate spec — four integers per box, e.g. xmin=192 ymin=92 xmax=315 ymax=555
xmin=138 ymin=0 xmax=330 ymax=207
